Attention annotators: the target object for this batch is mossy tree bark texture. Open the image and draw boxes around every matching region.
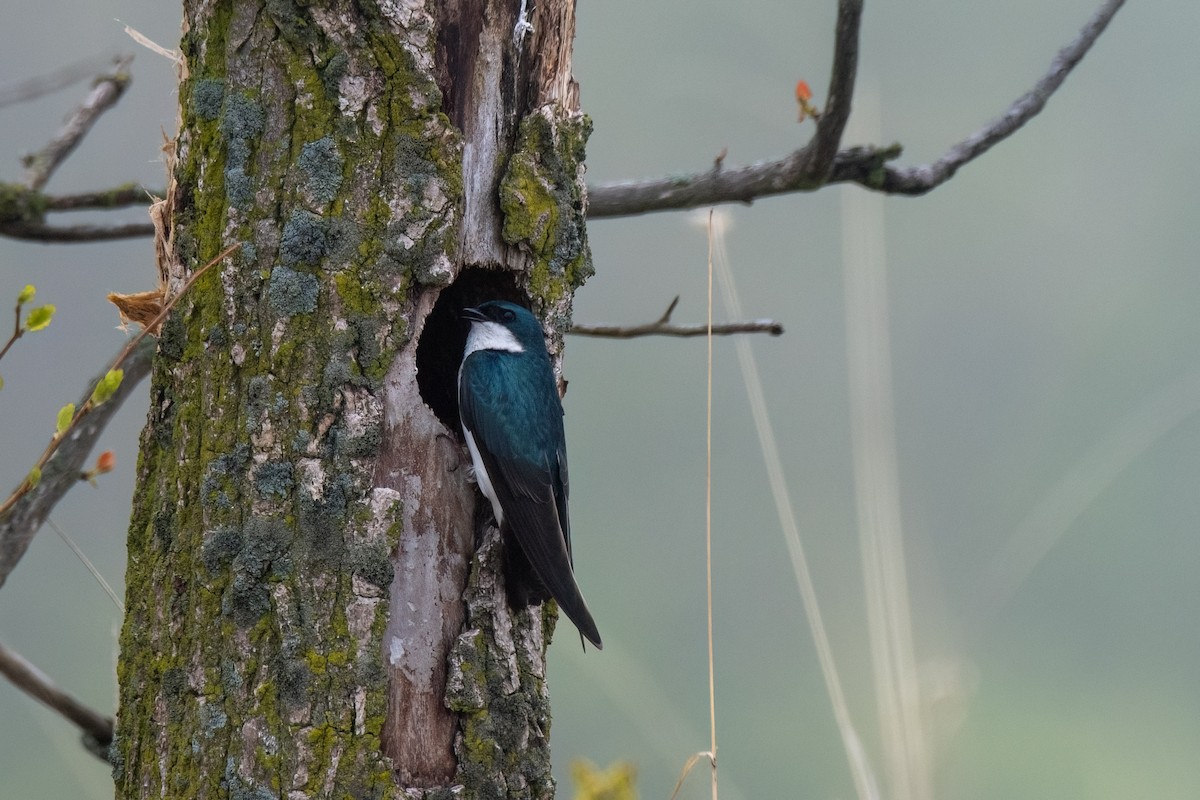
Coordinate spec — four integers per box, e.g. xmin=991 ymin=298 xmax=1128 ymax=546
xmin=113 ymin=2 xmax=593 ymax=798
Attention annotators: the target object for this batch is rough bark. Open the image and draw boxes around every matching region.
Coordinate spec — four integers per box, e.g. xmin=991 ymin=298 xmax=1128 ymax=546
xmin=113 ymin=1 xmax=591 ymax=798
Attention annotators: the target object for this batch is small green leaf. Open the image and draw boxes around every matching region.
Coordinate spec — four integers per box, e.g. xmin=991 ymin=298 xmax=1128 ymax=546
xmin=16 ymin=284 xmax=35 ymax=305
xmin=90 ymin=368 xmax=124 ymax=405
xmin=27 ymin=466 xmax=41 ymax=489
xmin=23 ymin=304 xmax=55 ymax=332
xmin=56 ymin=403 xmax=75 ymax=434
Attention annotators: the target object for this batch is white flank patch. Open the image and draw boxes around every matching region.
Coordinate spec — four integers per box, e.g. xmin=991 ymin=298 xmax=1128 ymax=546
xmin=463 ymin=425 xmax=504 ymax=526
xmin=464 ymin=320 xmax=525 ymax=356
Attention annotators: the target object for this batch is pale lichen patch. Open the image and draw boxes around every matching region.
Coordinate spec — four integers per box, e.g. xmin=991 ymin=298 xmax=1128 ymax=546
xmin=338 ymin=75 xmax=370 ymax=116
xmin=296 ymin=458 xmax=326 ymax=501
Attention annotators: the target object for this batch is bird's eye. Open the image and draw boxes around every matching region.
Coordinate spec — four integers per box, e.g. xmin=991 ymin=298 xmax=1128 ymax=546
xmin=501 ymin=309 xmax=516 ymax=321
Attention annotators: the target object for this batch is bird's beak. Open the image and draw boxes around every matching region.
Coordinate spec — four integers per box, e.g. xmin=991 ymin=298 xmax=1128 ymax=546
xmin=461 ymin=306 xmax=488 ymax=323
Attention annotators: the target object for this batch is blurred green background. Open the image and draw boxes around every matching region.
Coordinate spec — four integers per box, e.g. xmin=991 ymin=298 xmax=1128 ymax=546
xmin=2 ymin=1 xmax=1198 ymax=798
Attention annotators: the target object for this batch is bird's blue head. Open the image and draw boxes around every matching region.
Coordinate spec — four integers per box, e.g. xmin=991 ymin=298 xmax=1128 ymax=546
xmin=462 ymin=301 xmax=548 ymax=359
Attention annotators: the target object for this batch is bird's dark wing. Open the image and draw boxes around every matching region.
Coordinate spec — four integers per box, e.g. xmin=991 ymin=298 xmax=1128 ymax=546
xmin=459 ymin=351 xmax=601 ymax=649
xmin=555 ymin=439 xmax=572 ymax=565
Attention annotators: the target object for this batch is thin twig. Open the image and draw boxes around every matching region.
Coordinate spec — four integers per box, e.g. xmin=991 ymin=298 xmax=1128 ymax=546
xmin=570 ymin=320 xmax=783 ymax=339
xmin=0 ymin=639 xmax=113 ymax=761
xmin=796 ymin=0 xmax=863 ymax=181
xmin=587 ymin=0 xmax=1124 ymax=217
xmin=0 ymin=298 xmax=21 ymax=363
xmin=23 ymin=56 xmax=133 ymax=191
xmin=569 ymin=296 xmax=782 ymax=339
xmin=657 ymin=295 xmax=681 ymax=324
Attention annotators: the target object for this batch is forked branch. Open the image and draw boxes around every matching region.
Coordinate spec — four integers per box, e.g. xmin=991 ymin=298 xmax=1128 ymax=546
xmin=22 ymin=56 xmax=132 ymax=191
xmin=0 ymin=1 xmax=1126 ymax=237
xmin=588 ymin=0 xmax=1125 ymax=217
xmin=0 ymin=56 xmax=155 ymax=243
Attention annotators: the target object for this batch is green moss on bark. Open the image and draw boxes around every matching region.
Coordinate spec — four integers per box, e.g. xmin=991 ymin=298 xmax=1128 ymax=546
xmin=0 ymin=183 xmax=47 ymax=224
xmin=499 ymin=112 xmax=594 ymax=306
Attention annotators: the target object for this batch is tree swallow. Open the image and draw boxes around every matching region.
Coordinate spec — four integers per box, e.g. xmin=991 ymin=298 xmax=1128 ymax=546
xmin=458 ymin=300 xmax=603 ymax=649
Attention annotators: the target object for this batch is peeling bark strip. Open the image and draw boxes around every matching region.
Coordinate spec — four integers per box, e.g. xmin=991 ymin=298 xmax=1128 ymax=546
xmin=115 ymin=1 xmax=591 ymax=799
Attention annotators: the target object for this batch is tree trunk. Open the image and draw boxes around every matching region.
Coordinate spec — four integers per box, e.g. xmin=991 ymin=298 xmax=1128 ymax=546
xmin=112 ymin=1 xmax=592 ymax=797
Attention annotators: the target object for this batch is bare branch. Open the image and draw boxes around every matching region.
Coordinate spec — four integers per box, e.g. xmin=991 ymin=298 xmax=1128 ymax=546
xmin=570 ymin=319 xmax=784 ymax=339
xmin=0 ymin=181 xmax=159 ymax=242
xmin=0 ymin=0 xmax=1123 ymax=229
xmin=0 ymin=54 xmax=122 ymax=109
xmin=829 ymin=0 xmax=1125 ymax=195
xmin=45 ymin=183 xmax=161 ymax=212
xmin=1 ymin=0 xmax=1119 ymax=231
xmin=0 ymin=337 xmax=154 ymax=589
xmin=0 ymin=59 xmax=150 ymax=242
xmin=587 ymin=0 xmax=1124 ymax=218
xmin=1 ymin=220 xmax=156 ymax=242
xmin=587 ymin=151 xmax=818 ymax=219
xmin=22 ymin=56 xmax=132 ymax=191
xmin=0 ymin=639 xmax=113 ymax=761
xmin=569 ymin=297 xmax=783 ymax=339
xmin=797 ymin=0 xmax=863 ymax=180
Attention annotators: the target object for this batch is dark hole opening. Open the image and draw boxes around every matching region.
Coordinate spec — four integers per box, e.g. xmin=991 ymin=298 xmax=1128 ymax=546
xmin=415 ymin=267 xmax=527 ymax=435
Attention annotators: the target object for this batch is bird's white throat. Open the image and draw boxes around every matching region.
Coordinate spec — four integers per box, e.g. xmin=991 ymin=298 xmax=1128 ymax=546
xmin=464 ymin=320 xmax=525 ymax=356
